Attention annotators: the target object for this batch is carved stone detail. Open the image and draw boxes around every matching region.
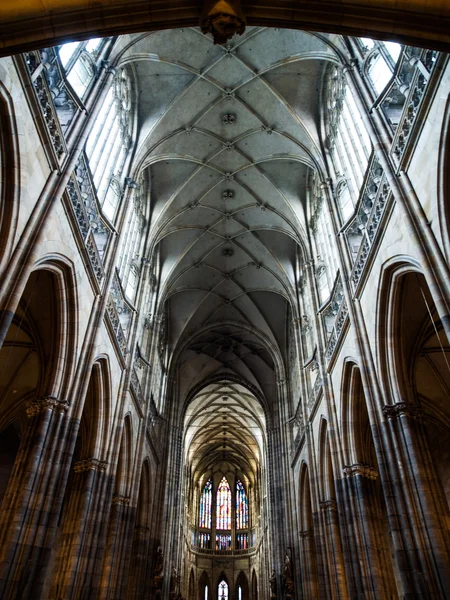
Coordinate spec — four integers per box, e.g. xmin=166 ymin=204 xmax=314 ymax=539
xmin=319 ymin=499 xmax=338 ymax=512
xmin=200 ymin=0 xmax=246 ymax=45
xmin=112 ymin=495 xmax=131 ymax=505
xmin=382 ymin=402 xmax=425 ymax=422
xmin=27 ymin=397 xmax=69 ymax=418
xmin=343 ymin=463 xmax=378 ymax=480
xmin=74 ymin=458 xmax=108 ymax=473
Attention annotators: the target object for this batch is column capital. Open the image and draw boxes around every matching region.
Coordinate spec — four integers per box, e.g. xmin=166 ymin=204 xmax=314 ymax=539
xmin=319 ymin=499 xmax=338 ymax=512
xmin=26 ymin=396 xmax=69 ymax=418
xmin=343 ymin=463 xmax=378 ymax=480
xmin=299 ymin=529 xmax=312 ymax=538
xmin=382 ymin=402 xmax=425 ymax=422
xmin=112 ymin=495 xmax=130 ymax=506
xmin=73 ymin=458 xmax=108 ymax=473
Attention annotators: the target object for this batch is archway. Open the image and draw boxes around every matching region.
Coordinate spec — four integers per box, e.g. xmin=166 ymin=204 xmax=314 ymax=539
xmin=341 ymin=361 xmax=397 ymax=599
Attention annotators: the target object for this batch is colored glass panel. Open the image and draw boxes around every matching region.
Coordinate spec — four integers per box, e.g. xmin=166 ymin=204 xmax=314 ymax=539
xmin=216 ymin=477 xmax=231 ymax=530
xmin=236 ymin=480 xmax=248 ymax=529
xmin=199 ymin=478 xmax=212 ymax=529
xmin=215 ymin=533 xmax=232 ymax=550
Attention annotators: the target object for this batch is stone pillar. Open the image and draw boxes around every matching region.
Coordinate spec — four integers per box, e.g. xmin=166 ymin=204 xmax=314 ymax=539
xmin=382 ymin=402 xmax=450 ymax=598
xmin=0 ymin=396 xmax=69 ymax=598
xmin=49 ymin=457 xmax=108 ymax=599
xmin=97 ymin=495 xmax=134 ymax=600
xmin=127 ymin=525 xmax=151 ymax=600
xmin=342 ymin=464 xmax=396 ymax=599
xmin=318 ymin=500 xmax=349 ymax=599
xmin=299 ymin=529 xmax=319 ymax=599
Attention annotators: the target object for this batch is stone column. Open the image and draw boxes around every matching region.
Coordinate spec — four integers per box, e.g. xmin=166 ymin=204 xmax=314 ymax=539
xmin=97 ymin=495 xmax=134 ymax=600
xmin=49 ymin=457 xmax=108 ymax=599
xmin=0 ymin=396 xmax=69 ymax=598
xmin=342 ymin=464 xmax=396 ymax=599
xmin=382 ymin=402 xmax=450 ymax=598
xmin=318 ymin=500 xmax=349 ymax=599
xmin=127 ymin=525 xmax=151 ymax=600
xmin=299 ymin=529 xmax=319 ymax=599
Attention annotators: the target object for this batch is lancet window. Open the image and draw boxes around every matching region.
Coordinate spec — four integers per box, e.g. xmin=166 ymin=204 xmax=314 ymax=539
xmin=85 ymin=67 xmax=133 ymax=208
xmin=325 ymin=65 xmax=372 ymax=223
xmin=58 ymin=38 xmax=104 ymax=99
xmin=218 ymin=580 xmax=229 ymax=600
xmin=216 ymin=477 xmax=231 ymax=530
xmin=236 ymin=480 xmax=248 ymax=529
xmin=199 ymin=479 xmax=212 ymax=529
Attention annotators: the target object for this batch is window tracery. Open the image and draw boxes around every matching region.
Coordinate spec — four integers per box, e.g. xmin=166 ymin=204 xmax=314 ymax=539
xmin=199 ymin=479 xmax=212 ymax=529
xmin=216 ymin=477 xmax=231 ymax=530
xmin=218 ymin=580 xmax=229 ymax=600
xmin=236 ymin=479 xmax=248 ymax=530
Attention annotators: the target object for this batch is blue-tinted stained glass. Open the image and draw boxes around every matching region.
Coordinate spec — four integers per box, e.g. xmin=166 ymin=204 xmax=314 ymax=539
xmin=236 ymin=533 xmax=248 ymax=549
xmin=236 ymin=480 xmax=248 ymax=529
xmin=199 ymin=479 xmax=212 ymax=529
xmin=216 ymin=533 xmax=231 ymax=550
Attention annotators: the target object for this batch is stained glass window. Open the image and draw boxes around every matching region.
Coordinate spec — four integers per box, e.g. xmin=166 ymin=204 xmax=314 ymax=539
xmin=198 ymin=532 xmax=211 ymax=549
xmin=199 ymin=479 xmax=212 ymax=529
xmin=236 ymin=533 xmax=248 ymax=549
xmin=216 ymin=533 xmax=232 ymax=550
xmin=236 ymin=480 xmax=248 ymax=529
xmin=216 ymin=477 xmax=231 ymax=530
xmin=218 ymin=581 xmax=229 ymax=600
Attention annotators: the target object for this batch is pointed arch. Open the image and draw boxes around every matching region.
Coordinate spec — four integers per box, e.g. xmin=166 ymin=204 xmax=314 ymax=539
xmin=0 ymin=81 xmax=20 ymax=272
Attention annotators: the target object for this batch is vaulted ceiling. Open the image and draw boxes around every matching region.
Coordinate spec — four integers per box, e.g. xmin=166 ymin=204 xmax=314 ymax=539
xmin=184 ymin=380 xmax=265 ymax=483
xmin=115 ymin=27 xmax=344 ymax=406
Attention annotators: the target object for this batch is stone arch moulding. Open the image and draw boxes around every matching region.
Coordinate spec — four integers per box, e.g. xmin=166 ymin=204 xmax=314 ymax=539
xmin=375 ymin=257 xmax=423 ymax=408
xmin=0 ymin=81 xmax=20 ymax=274
xmin=30 ymin=255 xmax=79 ymax=402
xmin=1 ymin=0 xmax=450 ymax=57
xmin=438 ymin=95 xmax=450 ymax=262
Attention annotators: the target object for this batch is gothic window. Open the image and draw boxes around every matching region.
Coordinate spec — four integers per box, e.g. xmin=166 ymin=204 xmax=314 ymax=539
xmin=360 ymin=38 xmax=402 ymax=96
xmin=125 ymin=264 xmax=139 ymax=301
xmin=216 ymin=534 xmax=231 ymax=550
xmin=216 ymin=477 xmax=231 ymax=530
xmin=236 ymin=480 xmax=248 ymax=529
xmin=238 ymin=586 xmax=242 ymax=600
xmin=218 ymin=580 xmax=229 ymax=600
xmin=197 ymin=532 xmax=211 ymax=549
xmin=85 ymin=67 xmax=133 ymax=205
xmin=199 ymin=478 xmax=212 ymax=529
xmin=58 ymin=39 xmax=103 ymax=99
xmin=236 ymin=533 xmax=248 ymax=549
xmin=204 ymin=586 xmax=208 ymax=600
xmin=325 ymin=66 xmax=371 ymax=221
xmin=103 ymin=178 xmax=121 ymax=222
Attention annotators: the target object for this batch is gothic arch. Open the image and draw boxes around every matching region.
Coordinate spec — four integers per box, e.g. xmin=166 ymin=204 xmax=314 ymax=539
xmin=376 ymin=257 xmax=423 ymax=406
xmin=199 ymin=570 xmax=210 ymax=600
xmin=0 ymin=81 xmax=19 ymax=272
xmin=236 ymin=571 xmax=249 ymax=599
xmin=438 ymin=95 xmax=450 ymax=260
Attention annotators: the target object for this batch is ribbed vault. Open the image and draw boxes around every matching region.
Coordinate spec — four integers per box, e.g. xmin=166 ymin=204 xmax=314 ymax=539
xmin=184 ymin=380 xmax=265 ymax=485
xmin=114 ymin=27 xmax=343 ymax=400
